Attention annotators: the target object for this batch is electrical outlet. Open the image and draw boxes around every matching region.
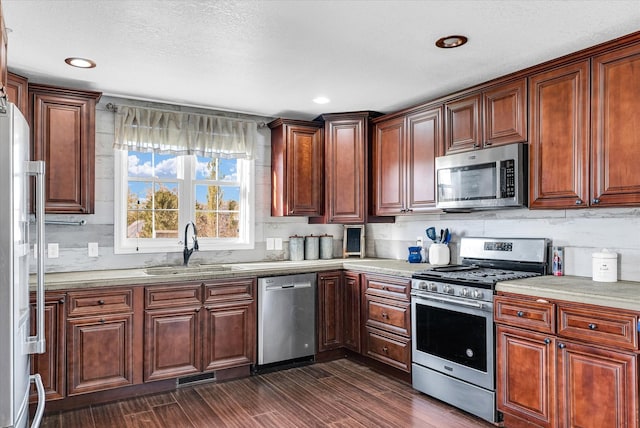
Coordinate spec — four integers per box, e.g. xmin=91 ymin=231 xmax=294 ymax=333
xmin=274 ymin=238 xmax=283 ymax=250
xmin=47 ymin=243 xmax=59 ymax=259
xmin=88 ymin=242 xmax=99 ymax=257
xmin=266 ymin=238 xmax=275 ymax=251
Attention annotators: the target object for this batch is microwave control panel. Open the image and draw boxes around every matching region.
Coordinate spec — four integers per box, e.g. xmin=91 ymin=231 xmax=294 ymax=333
xmin=500 ymin=159 xmax=515 ymax=198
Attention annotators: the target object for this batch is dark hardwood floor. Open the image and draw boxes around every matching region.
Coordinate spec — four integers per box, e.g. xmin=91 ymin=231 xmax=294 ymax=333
xmin=40 ymin=359 xmax=494 ymax=427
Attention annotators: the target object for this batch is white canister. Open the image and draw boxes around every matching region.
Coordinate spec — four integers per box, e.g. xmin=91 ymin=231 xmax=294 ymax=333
xmin=289 ymin=235 xmax=304 ymax=261
xmin=320 ymin=235 xmax=333 ymax=259
xmin=592 ymin=249 xmax=618 ymax=282
xmin=304 ymin=235 xmax=319 ymax=260
xmin=429 ymin=243 xmax=450 ymax=266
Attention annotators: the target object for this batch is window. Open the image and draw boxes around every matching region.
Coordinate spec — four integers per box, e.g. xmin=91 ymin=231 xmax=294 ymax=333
xmin=114 ymin=150 xmax=254 ymax=254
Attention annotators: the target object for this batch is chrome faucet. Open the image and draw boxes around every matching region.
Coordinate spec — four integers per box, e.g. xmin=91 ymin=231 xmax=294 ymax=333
xmin=183 ymin=222 xmax=199 ymax=266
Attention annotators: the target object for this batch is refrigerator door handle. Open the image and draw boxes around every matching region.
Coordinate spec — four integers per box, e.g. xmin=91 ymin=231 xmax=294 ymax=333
xmin=25 ymin=160 xmax=46 ymax=355
xmin=30 ymin=373 xmax=45 ymax=428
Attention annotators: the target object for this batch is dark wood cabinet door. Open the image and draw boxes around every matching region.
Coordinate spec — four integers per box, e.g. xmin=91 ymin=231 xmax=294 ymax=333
xmin=6 ymin=72 xmax=29 ymax=118
xmin=203 ymin=300 xmax=255 ymax=371
xmin=143 ymin=307 xmax=202 ymax=381
xmin=373 ymin=116 xmax=405 ymax=215
xmin=591 ymin=42 xmax=640 ymax=207
xmin=406 ymin=107 xmax=441 ymax=211
xmin=557 ymin=340 xmax=637 ymax=428
xmin=317 ymin=271 xmax=343 ymax=352
xmin=444 ymin=93 xmax=481 ymax=154
xmin=29 ymin=84 xmax=101 ymax=214
xmin=483 ymin=78 xmax=527 ymax=147
xmin=324 ymin=114 xmax=367 ymax=223
xmin=269 ymin=119 xmax=323 ymax=216
xmin=67 ymin=314 xmax=134 ymax=395
xmin=30 ymin=293 xmax=65 ymax=402
xmin=496 ymin=325 xmax=556 ymax=428
xmin=363 ymin=327 xmax=411 ymax=372
xmin=529 ymin=60 xmax=590 ymax=209
xmin=0 ymin=12 xmax=6 ymax=95
xmin=342 ymin=271 xmax=361 ymax=353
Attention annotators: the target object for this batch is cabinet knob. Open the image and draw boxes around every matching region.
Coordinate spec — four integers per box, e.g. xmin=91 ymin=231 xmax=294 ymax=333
xmin=544 ymin=338 xmax=551 ymax=345
xmin=592 ymin=198 xmax=600 ymax=204
xmin=58 ymin=298 xmax=65 ymax=304
xmin=381 ymin=312 xmax=389 ymax=319
xmin=588 ymin=323 xmax=597 ymax=330
xmin=575 ymin=199 xmax=583 ymax=205
xmin=516 ymin=311 xmax=524 ymax=317
xmin=382 ymin=346 xmax=389 ymax=353
xmin=558 ymin=343 xmax=566 ymax=349
xmin=98 ymin=300 xmax=105 ymax=305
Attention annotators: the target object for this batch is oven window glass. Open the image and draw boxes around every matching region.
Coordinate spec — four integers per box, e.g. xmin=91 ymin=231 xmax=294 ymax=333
xmin=437 ymin=163 xmax=497 ymax=202
xmin=415 ymin=304 xmax=487 ymax=372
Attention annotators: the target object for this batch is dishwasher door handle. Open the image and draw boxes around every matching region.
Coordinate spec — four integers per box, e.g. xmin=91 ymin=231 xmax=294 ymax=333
xmin=265 ymin=282 xmax=312 ymax=291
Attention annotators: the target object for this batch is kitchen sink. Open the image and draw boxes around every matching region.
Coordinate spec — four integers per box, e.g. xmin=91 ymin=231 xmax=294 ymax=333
xmin=144 ymin=264 xmax=232 ymax=275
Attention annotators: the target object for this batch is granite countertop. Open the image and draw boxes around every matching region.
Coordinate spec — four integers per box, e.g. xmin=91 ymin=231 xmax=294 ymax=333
xmin=35 ymin=258 xmax=432 ymax=291
xmin=496 ymin=275 xmax=640 ymax=312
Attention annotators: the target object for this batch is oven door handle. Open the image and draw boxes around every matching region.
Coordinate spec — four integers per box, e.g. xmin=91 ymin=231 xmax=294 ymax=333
xmin=412 ymin=292 xmax=486 ymax=309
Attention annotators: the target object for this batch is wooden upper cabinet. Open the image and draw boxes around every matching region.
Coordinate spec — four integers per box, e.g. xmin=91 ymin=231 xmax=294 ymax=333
xmin=0 ymin=8 xmax=7 ymax=96
xmin=29 ymin=83 xmax=102 ymax=214
xmin=529 ymin=60 xmax=590 ymax=209
xmin=591 ymin=42 xmax=640 ymax=207
xmin=6 ymin=72 xmax=28 ymax=118
xmin=483 ymin=78 xmax=527 ymax=146
xmin=444 ymin=93 xmax=481 ymax=154
xmin=373 ymin=107 xmax=441 ymax=215
xmin=269 ymin=118 xmax=323 ymax=216
xmin=322 ymin=112 xmax=370 ymax=224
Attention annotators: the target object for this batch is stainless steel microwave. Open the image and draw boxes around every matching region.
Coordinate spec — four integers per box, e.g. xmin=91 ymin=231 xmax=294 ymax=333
xmin=435 ymin=143 xmax=527 ymax=211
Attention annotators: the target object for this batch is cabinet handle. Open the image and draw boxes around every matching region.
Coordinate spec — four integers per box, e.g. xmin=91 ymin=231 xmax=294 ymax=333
xmin=473 ymin=143 xmax=480 ymax=148
xmin=516 ymin=311 xmax=524 ymax=317
xmin=588 ymin=323 xmax=597 ymax=330
xmin=575 ymin=199 xmax=583 ymax=205
xmin=484 ymin=142 xmax=492 ymax=146
xmin=381 ymin=312 xmax=389 ymax=319
xmin=592 ymin=198 xmax=600 ymax=204
xmin=382 ymin=286 xmax=388 ymax=291
xmin=558 ymin=343 xmax=566 ymax=349
xmin=58 ymin=298 xmax=65 ymax=304
xmin=382 ymin=346 xmax=389 ymax=353
xmin=99 ymin=319 xmax=105 ymax=324
xmin=544 ymin=338 xmax=551 ymax=345
xmin=97 ymin=300 xmax=105 ymax=305
xmin=406 ymin=209 xmax=413 ymax=213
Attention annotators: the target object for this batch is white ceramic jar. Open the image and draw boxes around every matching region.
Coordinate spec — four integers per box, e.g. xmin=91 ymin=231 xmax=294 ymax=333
xmin=429 ymin=243 xmax=450 ymax=266
xmin=592 ymin=249 xmax=618 ymax=282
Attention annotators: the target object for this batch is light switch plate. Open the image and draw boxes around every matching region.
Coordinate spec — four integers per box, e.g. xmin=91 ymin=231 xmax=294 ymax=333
xmin=47 ymin=243 xmax=59 ymax=259
xmin=266 ymin=238 xmax=275 ymax=251
xmin=274 ymin=238 xmax=283 ymax=250
xmin=88 ymin=242 xmax=99 ymax=257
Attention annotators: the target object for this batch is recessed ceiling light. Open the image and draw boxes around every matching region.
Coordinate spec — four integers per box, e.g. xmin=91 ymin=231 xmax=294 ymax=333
xmin=313 ymin=96 xmax=330 ymax=104
xmin=64 ymin=57 xmax=97 ymax=68
xmin=435 ymin=35 xmax=468 ymax=49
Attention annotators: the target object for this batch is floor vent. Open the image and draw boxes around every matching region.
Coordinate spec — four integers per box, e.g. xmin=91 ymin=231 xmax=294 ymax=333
xmin=176 ymin=372 xmax=216 ymax=388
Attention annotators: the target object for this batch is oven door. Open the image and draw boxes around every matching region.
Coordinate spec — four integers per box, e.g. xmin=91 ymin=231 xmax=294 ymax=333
xmin=411 ymin=291 xmax=494 ymax=390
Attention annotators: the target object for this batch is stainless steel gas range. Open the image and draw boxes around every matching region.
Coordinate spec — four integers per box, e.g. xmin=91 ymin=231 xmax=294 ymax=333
xmin=410 ymin=237 xmax=548 ymax=424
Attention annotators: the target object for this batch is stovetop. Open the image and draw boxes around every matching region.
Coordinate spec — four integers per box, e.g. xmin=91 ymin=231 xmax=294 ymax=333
xmin=412 ymin=266 xmax=541 ymax=287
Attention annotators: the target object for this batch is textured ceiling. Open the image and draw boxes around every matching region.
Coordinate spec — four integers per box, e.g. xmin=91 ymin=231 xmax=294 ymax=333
xmin=4 ymin=0 xmax=640 ymax=120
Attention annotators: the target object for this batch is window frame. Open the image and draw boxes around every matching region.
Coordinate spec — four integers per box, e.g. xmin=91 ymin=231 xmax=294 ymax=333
xmin=113 ymin=149 xmax=255 ymax=254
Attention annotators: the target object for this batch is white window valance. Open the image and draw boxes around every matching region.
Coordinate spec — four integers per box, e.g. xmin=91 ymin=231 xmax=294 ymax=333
xmin=113 ymin=106 xmax=257 ymax=159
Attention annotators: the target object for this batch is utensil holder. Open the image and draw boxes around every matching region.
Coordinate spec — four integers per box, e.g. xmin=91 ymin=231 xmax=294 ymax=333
xmin=429 ymin=243 xmax=450 ymax=266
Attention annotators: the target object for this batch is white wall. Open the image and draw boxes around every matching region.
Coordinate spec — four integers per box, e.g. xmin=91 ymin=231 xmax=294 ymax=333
xmin=40 ymin=96 xmax=640 ymax=282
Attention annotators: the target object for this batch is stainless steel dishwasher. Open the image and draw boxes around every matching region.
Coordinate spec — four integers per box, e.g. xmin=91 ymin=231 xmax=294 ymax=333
xmin=258 ymin=273 xmax=316 ymax=366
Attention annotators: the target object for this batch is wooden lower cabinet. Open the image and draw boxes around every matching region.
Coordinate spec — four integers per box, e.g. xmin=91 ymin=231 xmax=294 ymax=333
xmin=364 ymin=327 xmax=411 ymax=372
xmin=66 ymin=314 xmax=134 ymax=395
xmin=317 ymin=271 xmax=344 ymax=352
xmin=144 ymin=307 xmax=202 ymax=381
xmin=203 ymin=300 xmax=255 ymax=371
xmin=342 ymin=272 xmax=361 ymax=353
xmin=30 ymin=292 xmax=65 ymax=403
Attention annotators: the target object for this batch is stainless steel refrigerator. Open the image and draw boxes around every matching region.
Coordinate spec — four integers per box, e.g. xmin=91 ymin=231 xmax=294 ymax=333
xmin=0 ymin=103 xmax=46 ymax=428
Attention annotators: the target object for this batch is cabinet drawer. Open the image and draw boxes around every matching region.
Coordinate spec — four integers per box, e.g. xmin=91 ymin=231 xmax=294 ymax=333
xmin=203 ymin=278 xmax=255 ymax=304
xmin=558 ymin=304 xmax=638 ymax=351
xmin=364 ymin=327 xmax=411 ymax=373
xmin=67 ymin=289 xmax=133 ymax=317
xmin=494 ymin=295 xmax=555 ymax=334
xmin=363 ymin=274 xmax=410 ymax=302
xmin=145 ymin=284 xmax=202 ymax=309
xmin=365 ymin=295 xmax=410 ymax=337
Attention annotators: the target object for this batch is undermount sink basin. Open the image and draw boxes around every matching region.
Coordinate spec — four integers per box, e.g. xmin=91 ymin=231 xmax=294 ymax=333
xmin=144 ymin=264 xmax=232 ymax=275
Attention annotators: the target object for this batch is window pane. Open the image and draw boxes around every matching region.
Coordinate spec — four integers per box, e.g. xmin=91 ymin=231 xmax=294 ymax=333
xmin=195 ymin=211 xmax=217 ymax=238
xmin=195 ymin=184 xmax=221 ymax=209
xmin=128 ymin=181 xmax=152 ymax=209
xmin=126 ymin=210 xmax=151 ymax=238
xmin=154 ymin=154 xmax=178 ymax=178
xmin=154 ymin=210 xmax=179 ymax=238
xmin=153 ymin=183 xmax=179 ymax=210
xmin=128 ymin=152 xmax=153 ymax=178
xmin=219 ymin=158 xmax=238 ymax=181
xmin=218 ymin=213 xmax=240 ymax=238
xmin=219 ymin=186 xmax=240 ymax=210
xmin=195 ymin=156 xmax=216 ymax=180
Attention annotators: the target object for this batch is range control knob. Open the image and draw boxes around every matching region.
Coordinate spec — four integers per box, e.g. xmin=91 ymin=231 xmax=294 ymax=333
xmin=427 ymin=282 xmax=438 ymax=292
xmin=460 ymin=288 xmax=470 ymax=297
xmin=443 ymin=285 xmax=454 ymax=294
xmin=472 ymin=289 xmax=484 ymax=299
xmin=417 ymin=281 xmax=427 ymax=290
